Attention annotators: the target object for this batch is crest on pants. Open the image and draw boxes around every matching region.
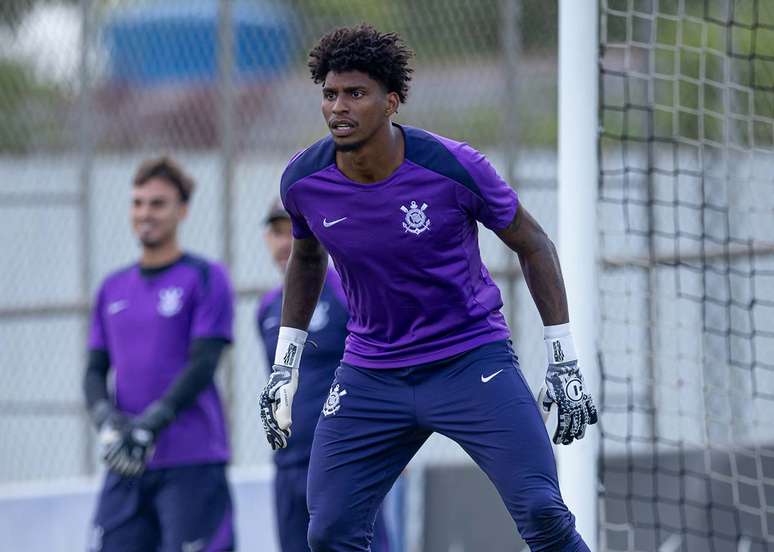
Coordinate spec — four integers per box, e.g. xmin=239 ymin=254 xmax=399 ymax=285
xmin=322 ymin=383 xmax=347 ymax=417
xmin=400 ymin=201 xmax=430 ymax=235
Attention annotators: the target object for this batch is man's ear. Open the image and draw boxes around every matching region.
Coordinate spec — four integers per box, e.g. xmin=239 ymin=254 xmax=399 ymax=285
xmin=386 ymin=91 xmax=400 ymax=116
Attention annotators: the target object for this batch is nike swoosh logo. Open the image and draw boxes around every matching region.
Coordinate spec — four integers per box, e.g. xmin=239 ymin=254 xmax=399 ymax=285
xmin=107 ymin=300 xmax=128 ymax=315
xmin=481 ymin=369 xmax=504 ymax=383
xmin=323 ymin=217 xmax=348 ymax=228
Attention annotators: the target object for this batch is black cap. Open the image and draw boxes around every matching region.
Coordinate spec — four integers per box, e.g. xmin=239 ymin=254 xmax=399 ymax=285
xmin=264 ymin=198 xmax=289 ymax=225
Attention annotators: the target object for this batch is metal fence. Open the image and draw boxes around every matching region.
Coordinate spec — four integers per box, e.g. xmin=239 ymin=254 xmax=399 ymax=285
xmin=0 ymin=0 xmax=559 ymax=484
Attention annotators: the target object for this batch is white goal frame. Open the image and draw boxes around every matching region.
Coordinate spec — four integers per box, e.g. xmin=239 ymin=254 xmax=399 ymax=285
xmin=558 ymin=1 xmax=599 ymax=549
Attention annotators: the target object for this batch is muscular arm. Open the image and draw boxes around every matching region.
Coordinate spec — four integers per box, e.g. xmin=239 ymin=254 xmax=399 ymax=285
xmin=495 ymin=203 xmax=569 ymax=326
xmin=280 ymin=235 xmax=328 ymax=330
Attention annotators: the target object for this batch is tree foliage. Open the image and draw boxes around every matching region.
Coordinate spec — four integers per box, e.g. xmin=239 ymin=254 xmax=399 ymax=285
xmin=0 ymin=59 xmax=66 ymax=152
xmin=285 ymin=0 xmax=557 ymax=58
xmin=0 ymin=0 xmax=77 ymax=30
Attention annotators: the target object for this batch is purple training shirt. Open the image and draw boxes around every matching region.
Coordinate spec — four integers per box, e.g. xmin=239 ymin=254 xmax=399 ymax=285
xmin=89 ymin=254 xmax=234 ymax=468
xmin=280 ymin=124 xmax=518 ymax=368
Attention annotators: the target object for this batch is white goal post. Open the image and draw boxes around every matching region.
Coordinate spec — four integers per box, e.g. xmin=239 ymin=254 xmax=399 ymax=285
xmin=558 ymin=1 xmax=599 ymax=550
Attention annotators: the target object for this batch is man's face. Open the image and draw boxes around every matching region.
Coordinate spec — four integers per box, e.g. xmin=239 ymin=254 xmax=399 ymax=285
xmin=131 ymin=178 xmax=187 ymax=249
xmin=264 ymin=218 xmax=292 ymax=272
xmin=321 ymin=70 xmax=396 ymax=152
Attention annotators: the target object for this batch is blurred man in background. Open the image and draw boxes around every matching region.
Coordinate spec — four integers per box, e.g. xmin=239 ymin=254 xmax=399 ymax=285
xmin=83 ymin=157 xmax=235 ymax=551
xmin=257 ymin=199 xmax=390 ymax=552
xmin=260 ymin=24 xmax=596 ymax=551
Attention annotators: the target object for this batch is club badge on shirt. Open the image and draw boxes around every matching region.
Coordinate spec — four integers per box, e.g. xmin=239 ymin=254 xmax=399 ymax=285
xmin=400 ymin=200 xmax=430 ymax=235
xmin=158 ymin=287 xmax=184 ymax=317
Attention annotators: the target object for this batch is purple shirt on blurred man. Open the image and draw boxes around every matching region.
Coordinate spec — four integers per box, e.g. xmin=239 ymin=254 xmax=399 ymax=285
xmin=89 ymin=255 xmax=233 ymax=468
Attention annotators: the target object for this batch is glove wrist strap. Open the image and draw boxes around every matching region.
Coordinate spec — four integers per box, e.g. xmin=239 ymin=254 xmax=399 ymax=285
xmin=274 ymin=326 xmax=308 ymax=369
xmin=543 ymin=323 xmax=578 ymax=365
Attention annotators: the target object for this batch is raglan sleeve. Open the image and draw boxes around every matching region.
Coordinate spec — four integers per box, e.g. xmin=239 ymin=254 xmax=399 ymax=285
xmin=88 ymin=282 xmax=108 ymax=352
xmin=454 ymin=143 xmax=519 ymax=231
xmin=191 ymin=263 xmax=234 ymax=342
xmin=280 ymin=161 xmax=314 ymax=239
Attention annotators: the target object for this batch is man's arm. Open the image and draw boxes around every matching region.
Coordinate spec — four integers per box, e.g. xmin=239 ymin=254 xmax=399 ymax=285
xmin=82 ymin=349 xmax=140 ymax=474
xmin=495 ymin=203 xmax=597 ymax=445
xmin=495 ymin=203 xmax=568 ymax=325
xmin=281 ymin=235 xmax=328 ymax=329
xmin=260 ymin=234 xmax=328 ymax=450
xmin=83 ymin=349 xmax=121 ymax=429
xmin=87 ymin=340 xmax=229 ymax=473
xmin=99 ymin=338 xmax=230 ymax=477
xmin=135 ymin=338 xmax=230 ymax=433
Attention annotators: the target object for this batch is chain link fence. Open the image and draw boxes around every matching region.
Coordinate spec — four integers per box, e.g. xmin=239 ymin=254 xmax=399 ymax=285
xmin=0 ymin=0 xmax=559 ymax=484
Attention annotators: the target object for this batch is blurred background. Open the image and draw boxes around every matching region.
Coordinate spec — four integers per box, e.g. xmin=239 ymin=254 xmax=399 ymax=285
xmin=1 ymin=0 xmax=773 ymax=550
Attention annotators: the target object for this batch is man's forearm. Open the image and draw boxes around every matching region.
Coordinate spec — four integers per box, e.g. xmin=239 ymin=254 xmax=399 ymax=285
xmin=158 ymin=338 xmax=228 ymax=414
xmin=281 ymin=237 xmax=328 ymax=330
xmin=127 ymin=339 xmax=227 ymax=436
xmin=496 ymin=204 xmax=569 ymax=327
xmin=262 ymin=238 xmax=323 ymax=446
xmin=518 ymin=239 xmax=569 ymax=326
xmin=83 ymin=349 xmax=112 ymax=427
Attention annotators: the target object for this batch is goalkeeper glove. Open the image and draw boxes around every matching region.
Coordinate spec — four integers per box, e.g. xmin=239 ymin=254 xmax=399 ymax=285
xmin=103 ymin=401 xmax=174 ymax=477
xmin=259 ymin=327 xmax=306 ymax=450
xmin=92 ymin=401 xmax=129 ymax=464
xmin=538 ymin=324 xmax=598 ymax=445
xmin=103 ymin=425 xmax=154 ymax=477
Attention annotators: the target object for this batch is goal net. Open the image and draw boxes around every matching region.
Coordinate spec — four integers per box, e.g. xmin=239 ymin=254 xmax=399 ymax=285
xmin=598 ymin=1 xmax=774 ymax=549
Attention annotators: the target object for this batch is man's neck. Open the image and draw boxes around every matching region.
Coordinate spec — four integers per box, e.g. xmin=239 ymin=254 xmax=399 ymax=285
xmin=336 ymin=123 xmax=404 ymax=184
xmin=141 ymin=241 xmax=182 ymax=268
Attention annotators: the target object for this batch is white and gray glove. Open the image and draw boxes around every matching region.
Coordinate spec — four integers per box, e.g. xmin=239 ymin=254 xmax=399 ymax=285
xmin=259 ymin=327 xmax=306 ymax=451
xmin=538 ymin=324 xmax=598 ymax=445
xmin=260 ymin=364 xmax=298 ymax=450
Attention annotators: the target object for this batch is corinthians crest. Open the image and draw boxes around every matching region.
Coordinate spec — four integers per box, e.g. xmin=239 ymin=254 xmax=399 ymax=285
xmin=322 ymin=383 xmax=347 ymax=417
xmin=400 ymin=200 xmax=430 ymax=235
xmin=157 ymin=287 xmax=184 ymax=317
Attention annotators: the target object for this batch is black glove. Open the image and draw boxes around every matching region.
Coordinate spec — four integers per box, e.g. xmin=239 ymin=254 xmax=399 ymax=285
xmin=103 ymin=425 xmax=155 ymax=477
xmin=93 ymin=401 xmax=130 ymax=464
xmin=103 ymin=401 xmax=174 ymax=477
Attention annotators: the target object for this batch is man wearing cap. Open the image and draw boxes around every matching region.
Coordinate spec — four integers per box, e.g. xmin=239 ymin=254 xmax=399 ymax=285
xmin=256 ymin=200 xmax=390 ymax=552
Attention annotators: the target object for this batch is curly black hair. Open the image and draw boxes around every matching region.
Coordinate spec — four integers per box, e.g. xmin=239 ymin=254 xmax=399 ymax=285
xmin=308 ymin=24 xmax=414 ymax=103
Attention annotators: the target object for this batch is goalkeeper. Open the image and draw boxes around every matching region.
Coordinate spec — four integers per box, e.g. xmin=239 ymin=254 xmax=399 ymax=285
xmin=83 ymin=157 xmax=235 ymax=551
xmin=260 ymin=24 xmax=597 ymax=552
